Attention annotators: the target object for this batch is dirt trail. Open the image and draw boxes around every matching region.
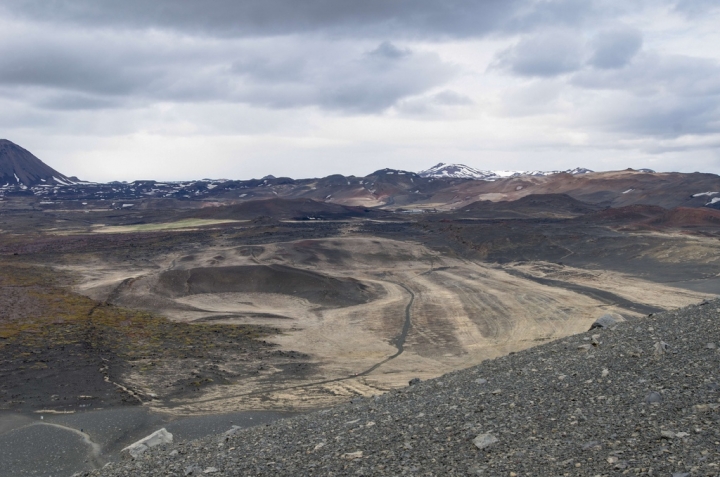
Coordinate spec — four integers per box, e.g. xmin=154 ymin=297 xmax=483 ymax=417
xmin=169 ymin=282 xmax=416 ymax=407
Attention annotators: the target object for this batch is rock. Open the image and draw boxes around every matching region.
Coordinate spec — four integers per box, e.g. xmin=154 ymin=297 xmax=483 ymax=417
xmin=341 ymin=451 xmax=363 ymax=460
xmin=475 ymin=378 xmax=487 ymax=385
xmin=706 ymin=342 xmax=716 ymax=349
xmin=581 ymin=441 xmax=601 ymax=451
xmin=601 ymin=368 xmax=609 ymax=377
xmin=577 ymin=344 xmax=592 ymax=351
xmin=185 ymin=464 xmax=203 ymax=475
xmin=203 ymin=468 xmax=219 ymax=474
xmin=473 ymin=433 xmax=498 ymax=450
xmin=224 ymin=425 xmax=241 ymax=436
xmin=653 ymin=341 xmax=669 ymax=357
xmin=408 ymin=377 xmax=421 ymax=386
xmin=589 ymin=313 xmax=624 ymax=330
xmin=221 ymin=425 xmax=242 ymax=442
xmin=645 ymin=391 xmax=663 ymax=403
xmin=122 ymin=428 xmax=173 ymax=459
xmin=661 ymin=430 xmax=676 ymax=439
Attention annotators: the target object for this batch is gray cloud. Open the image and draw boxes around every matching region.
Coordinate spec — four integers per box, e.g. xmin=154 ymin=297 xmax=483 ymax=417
xmin=674 ymin=0 xmax=720 ymax=16
xmin=230 ymin=42 xmax=456 ymax=113
xmin=492 ymin=31 xmax=584 ymax=77
xmin=0 ymin=41 xmax=148 ymax=95
xmin=0 ymin=32 xmax=456 ymax=114
xmin=592 ymin=96 xmax=720 ymax=139
xmin=370 ymin=41 xmax=411 ymax=59
xmin=396 ymin=90 xmax=474 ymax=116
xmin=2 ymin=0 xmax=720 ymax=178
xmin=589 ymin=26 xmax=642 ymax=69
xmin=570 ymin=52 xmax=720 ymax=138
xmin=0 ymin=0 xmax=596 ymax=39
xmin=572 ymin=53 xmax=720 ymax=97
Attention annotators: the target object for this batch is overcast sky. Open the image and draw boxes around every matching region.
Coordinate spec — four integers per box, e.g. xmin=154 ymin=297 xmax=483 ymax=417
xmin=1 ymin=1 xmax=719 ymax=181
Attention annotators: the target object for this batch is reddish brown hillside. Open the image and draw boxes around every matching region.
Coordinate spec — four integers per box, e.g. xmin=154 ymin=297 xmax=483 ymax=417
xmin=583 ymin=204 xmax=667 ymax=223
xmin=648 ymin=207 xmax=720 ymax=227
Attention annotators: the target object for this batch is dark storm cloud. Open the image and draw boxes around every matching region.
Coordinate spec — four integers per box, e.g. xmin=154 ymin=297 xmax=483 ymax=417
xmin=0 ymin=0 xmax=595 ymax=39
xmin=589 ymin=26 xmax=643 ymax=69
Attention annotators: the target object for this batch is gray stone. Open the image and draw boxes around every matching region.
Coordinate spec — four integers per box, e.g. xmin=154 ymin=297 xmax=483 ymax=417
xmin=408 ymin=378 xmax=421 ymax=386
xmin=473 ymin=433 xmax=498 ymax=450
xmin=185 ymin=464 xmax=203 ymax=476
xmin=589 ymin=313 xmax=624 ymax=330
xmin=645 ymin=391 xmax=663 ymax=403
xmin=341 ymin=451 xmax=363 ymax=460
xmin=653 ymin=341 xmax=669 ymax=357
xmin=122 ymin=428 xmax=173 ymax=459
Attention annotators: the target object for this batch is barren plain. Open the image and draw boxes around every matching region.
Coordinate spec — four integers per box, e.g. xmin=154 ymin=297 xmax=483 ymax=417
xmin=2 ymin=197 xmax=715 ymax=416
xmin=2 ymin=175 xmax=720 ymax=474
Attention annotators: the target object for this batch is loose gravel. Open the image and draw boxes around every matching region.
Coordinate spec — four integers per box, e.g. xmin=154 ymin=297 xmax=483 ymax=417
xmin=83 ymin=299 xmax=720 ymax=476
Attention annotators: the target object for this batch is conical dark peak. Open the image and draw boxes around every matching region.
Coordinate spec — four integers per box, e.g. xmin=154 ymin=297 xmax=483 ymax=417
xmin=0 ymin=139 xmax=75 ymax=187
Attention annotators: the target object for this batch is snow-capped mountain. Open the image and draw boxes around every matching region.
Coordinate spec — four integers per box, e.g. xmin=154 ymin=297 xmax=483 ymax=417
xmin=418 ymin=163 xmax=593 ymax=181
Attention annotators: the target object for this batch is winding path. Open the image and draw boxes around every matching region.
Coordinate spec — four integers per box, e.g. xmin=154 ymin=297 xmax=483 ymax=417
xmin=172 ymin=281 xmax=416 ymax=405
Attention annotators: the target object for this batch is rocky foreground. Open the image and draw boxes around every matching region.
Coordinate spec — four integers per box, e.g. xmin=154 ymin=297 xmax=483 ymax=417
xmin=84 ymin=300 xmax=720 ymax=476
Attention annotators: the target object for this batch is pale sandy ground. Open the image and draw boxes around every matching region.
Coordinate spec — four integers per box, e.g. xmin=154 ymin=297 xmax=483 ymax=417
xmin=65 ymin=236 xmax=711 ymax=415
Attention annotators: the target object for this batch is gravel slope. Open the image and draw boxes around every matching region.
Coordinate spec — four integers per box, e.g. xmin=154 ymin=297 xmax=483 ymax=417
xmin=84 ymin=299 xmax=720 ymax=476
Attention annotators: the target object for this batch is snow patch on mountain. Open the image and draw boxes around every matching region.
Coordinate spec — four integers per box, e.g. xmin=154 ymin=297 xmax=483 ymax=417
xmin=418 ymin=163 xmax=593 ymax=181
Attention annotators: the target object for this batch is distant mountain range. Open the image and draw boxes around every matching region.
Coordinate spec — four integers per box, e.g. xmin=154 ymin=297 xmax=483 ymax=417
xmin=418 ymin=163 xmax=599 ymax=180
xmin=4 ymin=139 xmax=719 ymax=213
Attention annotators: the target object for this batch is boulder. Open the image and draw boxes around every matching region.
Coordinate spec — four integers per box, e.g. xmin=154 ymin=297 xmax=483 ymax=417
xmin=122 ymin=428 xmax=173 ymax=459
xmin=589 ymin=313 xmax=624 ymax=330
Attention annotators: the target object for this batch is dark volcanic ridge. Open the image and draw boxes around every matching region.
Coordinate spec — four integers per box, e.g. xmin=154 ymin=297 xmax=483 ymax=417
xmin=0 ymin=139 xmax=77 ymax=187
xmin=188 ymin=198 xmax=386 ymax=221
xmin=453 ymin=193 xmax=601 ymax=219
xmin=86 ymin=299 xmax=720 ymax=477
